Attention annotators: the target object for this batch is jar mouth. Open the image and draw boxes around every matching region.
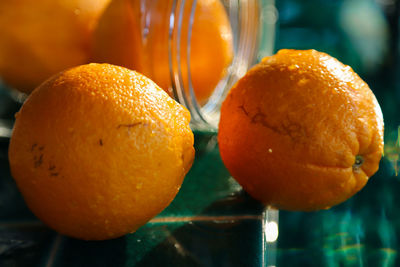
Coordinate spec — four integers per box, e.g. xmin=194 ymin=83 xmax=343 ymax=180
xmin=167 ymin=0 xmax=276 ymax=131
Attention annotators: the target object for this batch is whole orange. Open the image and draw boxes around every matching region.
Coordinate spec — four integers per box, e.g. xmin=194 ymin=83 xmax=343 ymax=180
xmin=91 ymin=0 xmax=233 ymax=104
xmin=8 ymin=63 xmax=194 ymax=240
xmin=218 ymin=49 xmax=384 ymax=211
xmin=0 ymin=0 xmax=110 ymax=93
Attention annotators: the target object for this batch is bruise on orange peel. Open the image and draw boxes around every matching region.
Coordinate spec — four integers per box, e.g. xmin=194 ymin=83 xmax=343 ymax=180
xmin=218 ymin=49 xmax=384 ymax=211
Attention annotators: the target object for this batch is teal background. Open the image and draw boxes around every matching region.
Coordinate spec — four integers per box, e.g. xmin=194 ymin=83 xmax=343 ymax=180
xmin=1 ymin=0 xmax=400 ymax=266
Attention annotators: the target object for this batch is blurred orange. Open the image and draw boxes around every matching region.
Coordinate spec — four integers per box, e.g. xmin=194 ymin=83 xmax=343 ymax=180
xmin=92 ymin=0 xmax=233 ymax=104
xmin=8 ymin=63 xmax=194 ymax=240
xmin=0 ymin=0 xmax=110 ymax=93
xmin=218 ymin=49 xmax=384 ymax=211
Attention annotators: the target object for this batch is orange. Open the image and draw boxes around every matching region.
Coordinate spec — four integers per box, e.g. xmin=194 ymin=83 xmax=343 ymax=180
xmin=0 ymin=0 xmax=110 ymax=94
xmin=91 ymin=0 xmax=233 ymax=104
xmin=8 ymin=63 xmax=195 ymax=240
xmin=218 ymin=49 xmax=384 ymax=211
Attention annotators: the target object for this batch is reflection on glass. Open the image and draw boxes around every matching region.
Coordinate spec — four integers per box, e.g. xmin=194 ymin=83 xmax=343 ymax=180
xmin=265 ymin=221 xmax=279 ymax=243
xmin=0 ymin=119 xmax=12 ymax=138
xmin=384 ymin=125 xmax=400 ymax=175
xmin=263 ymin=208 xmax=279 ymax=267
xmin=321 ymin=211 xmax=365 ymax=266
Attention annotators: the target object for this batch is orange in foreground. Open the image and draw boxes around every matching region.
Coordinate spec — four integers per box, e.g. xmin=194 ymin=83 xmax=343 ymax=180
xmin=0 ymin=0 xmax=110 ymax=94
xmin=8 ymin=64 xmax=194 ymax=240
xmin=218 ymin=49 xmax=384 ymax=211
xmin=92 ymin=0 xmax=233 ymax=104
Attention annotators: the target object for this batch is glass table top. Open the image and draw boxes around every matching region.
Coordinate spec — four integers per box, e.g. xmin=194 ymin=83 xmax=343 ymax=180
xmin=0 ymin=128 xmax=399 ymax=266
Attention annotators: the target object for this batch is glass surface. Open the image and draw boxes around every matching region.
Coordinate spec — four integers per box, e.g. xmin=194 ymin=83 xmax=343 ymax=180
xmin=1 ymin=0 xmax=400 ymax=266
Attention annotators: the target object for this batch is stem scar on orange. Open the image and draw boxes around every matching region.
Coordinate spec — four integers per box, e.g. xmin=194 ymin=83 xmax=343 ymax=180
xmin=218 ymin=49 xmax=384 ymax=211
xmin=8 ymin=63 xmax=195 ymax=240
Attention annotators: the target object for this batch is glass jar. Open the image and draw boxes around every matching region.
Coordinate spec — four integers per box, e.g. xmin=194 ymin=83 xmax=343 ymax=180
xmin=0 ymin=0 xmax=277 ymax=137
xmin=93 ymin=0 xmax=277 ymax=132
xmin=165 ymin=0 xmax=277 ymax=131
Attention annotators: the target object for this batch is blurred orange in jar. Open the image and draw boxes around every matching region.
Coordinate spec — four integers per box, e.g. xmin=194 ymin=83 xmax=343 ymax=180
xmin=0 ymin=0 xmax=111 ymax=94
xmin=92 ymin=0 xmax=233 ymax=104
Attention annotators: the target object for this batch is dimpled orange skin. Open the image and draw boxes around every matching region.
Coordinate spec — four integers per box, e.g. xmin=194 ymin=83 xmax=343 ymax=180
xmin=91 ymin=0 xmax=233 ymax=104
xmin=218 ymin=49 xmax=384 ymax=211
xmin=8 ymin=63 xmax=194 ymax=240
